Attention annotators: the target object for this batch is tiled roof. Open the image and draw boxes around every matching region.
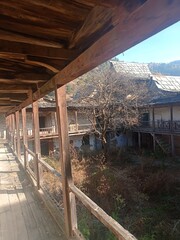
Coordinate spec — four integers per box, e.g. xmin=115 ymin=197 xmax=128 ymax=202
xmin=152 ymin=75 xmax=180 ymax=92
xmin=110 ymin=61 xmax=151 ymax=79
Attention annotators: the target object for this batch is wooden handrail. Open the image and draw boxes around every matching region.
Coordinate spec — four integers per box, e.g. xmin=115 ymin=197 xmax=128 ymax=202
xmin=23 ymin=145 xmax=137 ymax=239
xmin=24 ymin=144 xmax=36 ymax=158
xmin=69 ymin=184 xmax=137 ymax=240
xmin=39 ymin=158 xmax=62 ymax=180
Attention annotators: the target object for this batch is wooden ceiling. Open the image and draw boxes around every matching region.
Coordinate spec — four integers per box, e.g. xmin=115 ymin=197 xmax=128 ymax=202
xmin=0 ymin=0 xmax=179 ymax=114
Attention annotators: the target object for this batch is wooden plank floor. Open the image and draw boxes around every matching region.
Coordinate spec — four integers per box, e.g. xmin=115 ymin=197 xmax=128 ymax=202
xmin=0 ymin=142 xmax=67 ymax=240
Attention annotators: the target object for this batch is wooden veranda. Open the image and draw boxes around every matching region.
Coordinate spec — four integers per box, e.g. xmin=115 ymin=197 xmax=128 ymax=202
xmin=0 ymin=1 xmax=180 ymax=239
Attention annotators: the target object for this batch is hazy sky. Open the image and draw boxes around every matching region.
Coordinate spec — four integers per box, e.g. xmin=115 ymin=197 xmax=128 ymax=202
xmin=117 ymin=21 xmax=180 ymax=63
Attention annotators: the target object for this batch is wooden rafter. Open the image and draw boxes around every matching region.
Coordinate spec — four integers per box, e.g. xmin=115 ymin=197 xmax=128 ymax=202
xmin=0 ymin=29 xmax=64 ymax=48
xmin=35 ymin=0 xmax=180 ymax=99
xmin=0 ymin=40 xmax=77 ymax=59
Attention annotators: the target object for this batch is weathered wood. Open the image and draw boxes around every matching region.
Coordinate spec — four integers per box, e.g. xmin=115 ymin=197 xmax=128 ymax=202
xmin=55 ymin=85 xmax=77 ymax=237
xmin=22 ymin=108 xmax=28 ymax=169
xmin=15 ymin=110 xmax=21 ymax=159
xmin=11 ymin=113 xmax=16 ymax=152
xmin=171 ymin=134 xmax=175 ymax=156
xmin=25 ymin=59 xmax=59 ymax=73
xmin=38 ymin=0 xmax=180 ymax=97
xmin=32 ymin=100 xmax=41 ymax=189
xmin=138 ymin=132 xmax=141 ymax=149
xmin=0 ymin=144 xmax=66 ymax=240
xmin=0 ymin=89 xmax=29 ymax=93
xmin=69 ymin=184 xmax=137 ymax=240
xmin=153 ymin=133 xmax=156 ymax=152
xmin=0 ymin=29 xmax=64 ymax=48
xmin=0 ymin=40 xmax=77 ymax=59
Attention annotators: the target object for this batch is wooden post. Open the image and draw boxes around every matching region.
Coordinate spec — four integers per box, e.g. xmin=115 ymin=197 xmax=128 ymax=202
xmin=152 ymin=107 xmax=155 ymax=131
xmin=9 ymin=114 xmax=13 ymax=146
xmin=32 ymin=100 xmax=41 ymax=189
xmin=12 ymin=113 xmax=16 ymax=152
xmin=5 ymin=115 xmax=9 ymax=141
xmin=55 ymin=85 xmax=77 ymax=237
xmin=171 ymin=134 xmax=175 ymax=156
xmin=15 ymin=111 xmax=21 ymax=159
xmin=152 ymin=133 xmax=156 ymax=152
xmin=54 ymin=112 xmax=58 ymax=133
xmin=170 ymin=105 xmax=173 ymax=131
xmin=75 ymin=110 xmax=78 ymax=131
xmin=22 ymin=108 xmax=28 ymax=170
xmin=138 ymin=132 xmax=141 ymax=150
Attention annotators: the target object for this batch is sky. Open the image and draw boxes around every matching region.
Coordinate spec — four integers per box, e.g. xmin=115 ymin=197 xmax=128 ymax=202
xmin=117 ymin=21 xmax=180 ymax=63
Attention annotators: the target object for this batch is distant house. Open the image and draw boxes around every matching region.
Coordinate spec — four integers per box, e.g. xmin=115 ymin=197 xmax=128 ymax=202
xmin=109 ymin=61 xmax=180 ymax=155
xmin=16 ymin=98 xmax=96 ymax=156
xmin=133 ymin=74 xmax=180 ymax=156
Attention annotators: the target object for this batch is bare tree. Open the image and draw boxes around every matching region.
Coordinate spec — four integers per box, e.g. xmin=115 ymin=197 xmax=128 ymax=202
xmin=73 ymin=62 xmax=148 ymax=159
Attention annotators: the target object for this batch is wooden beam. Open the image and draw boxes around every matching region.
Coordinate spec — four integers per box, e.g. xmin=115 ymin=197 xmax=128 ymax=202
xmin=69 ymin=6 xmax=113 ymax=48
xmin=0 ymin=89 xmax=29 ymax=93
xmin=15 ymin=111 xmax=21 ymax=159
xmin=0 ymin=29 xmax=64 ymax=48
xmin=32 ymin=100 xmax=41 ymax=189
xmin=0 ymin=40 xmax=77 ymax=59
xmin=12 ymin=113 xmax=16 ymax=152
xmin=69 ymin=1 xmax=143 ymax=49
xmin=38 ymin=0 xmax=180 ymax=97
xmin=26 ymin=56 xmax=68 ymax=70
xmin=75 ymin=0 xmax=120 ymax=8
xmin=0 ymin=78 xmax=46 ymax=84
xmin=22 ymin=107 xmax=28 ymax=169
xmin=25 ymin=59 xmax=59 ymax=73
xmin=55 ymin=85 xmax=77 ymax=237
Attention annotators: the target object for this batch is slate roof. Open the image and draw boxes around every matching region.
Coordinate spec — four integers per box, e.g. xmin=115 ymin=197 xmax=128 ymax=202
xmin=110 ymin=61 xmax=152 ymax=79
xmin=152 ymin=75 xmax=180 ymax=92
xmin=27 ymin=61 xmax=180 ymax=108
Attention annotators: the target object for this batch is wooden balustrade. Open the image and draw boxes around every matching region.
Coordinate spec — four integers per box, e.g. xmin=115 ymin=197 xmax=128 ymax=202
xmin=137 ymin=120 xmax=180 ymax=132
xmin=21 ymin=144 xmax=137 ymax=240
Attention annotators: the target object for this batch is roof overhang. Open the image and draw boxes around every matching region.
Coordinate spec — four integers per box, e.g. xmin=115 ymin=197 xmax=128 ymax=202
xmin=0 ymin=0 xmax=179 ymax=115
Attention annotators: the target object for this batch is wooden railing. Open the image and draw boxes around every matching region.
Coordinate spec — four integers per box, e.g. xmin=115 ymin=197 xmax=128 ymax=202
xmin=136 ymin=120 xmax=180 ymax=132
xmin=18 ymin=123 xmax=92 ymax=138
xmin=24 ymin=144 xmax=40 ymax=189
xmin=21 ymin=145 xmax=137 ymax=240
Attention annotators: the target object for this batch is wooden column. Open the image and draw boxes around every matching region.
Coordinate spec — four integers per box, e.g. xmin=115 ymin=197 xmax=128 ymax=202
xmin=5 ymin=115 xmax=9 ymax=141
xmin=170 ymin=106 xmax=175 ymax=156
xmin=54 ymin=112 xmax=58 ymax=133
xmin=138 ymin=132 xmax=141 ymax=150
xmin=32 ymin=100 xmax=41 ymax=189
xmin=170 ymin=105 xmax=173 ymax=131
xmin=75 ymin=110 xmax=78 ymax=131
xmin=22 ymin=108 xmax=28 ymax=169
xmin=152 ymin=133 xmax=156 ymax=152
xmin=15 ymin=111 xmax=21 ymax=159
xmin=152 ymin=107 xmax=155 ymax=131
xmin=55 ymin=85 xmax=77 ymax=237
xmin=12 ymin=113 xmax=16 ymax=152
xmin=9 ymin=115 xmax=12 ymax=143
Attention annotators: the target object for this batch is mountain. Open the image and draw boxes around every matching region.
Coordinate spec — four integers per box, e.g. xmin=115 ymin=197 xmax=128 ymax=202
xmin=148 ymin=60 xmax=180 ymax=76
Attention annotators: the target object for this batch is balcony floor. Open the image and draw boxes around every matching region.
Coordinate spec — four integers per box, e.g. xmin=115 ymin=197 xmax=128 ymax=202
xmin=0 ymin=141 xmax=66 ymax=240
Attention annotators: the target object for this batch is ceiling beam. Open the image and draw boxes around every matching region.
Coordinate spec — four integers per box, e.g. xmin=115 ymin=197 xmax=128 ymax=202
xmin=7 ymin=0 xmax=180 ymax=115
xmin=69 ymin=0 xmax=143 ymax=49
xmin=37 ymin=0 xmax=180 ymax=98
xmin=0 ymin=78 xmax=46 ymax=84
xmin=75 ymin=0 xmax=120 ymax=8
xmin=0 ymin=29 xmax=64 ymax=48
xmin=24 ymin=59 xmax=59 ymax=73
xmin=0 ymin=89 xmax=29 ymax=93
xmin=0 ymin=40 xmax=77 ymax=59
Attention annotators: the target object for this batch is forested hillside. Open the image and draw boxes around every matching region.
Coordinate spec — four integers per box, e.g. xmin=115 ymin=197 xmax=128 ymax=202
xmin=148 ymin=60 xmax=180 ymax=76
